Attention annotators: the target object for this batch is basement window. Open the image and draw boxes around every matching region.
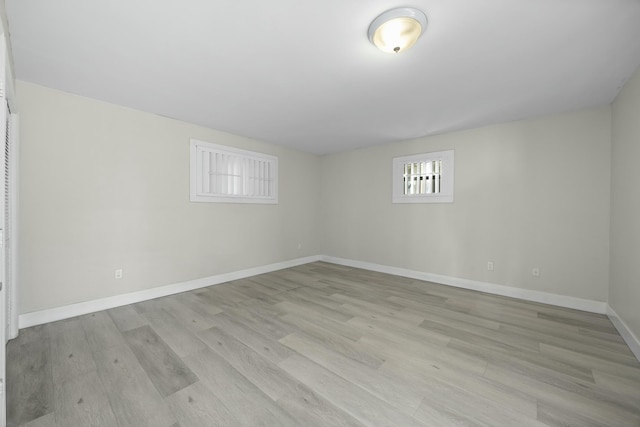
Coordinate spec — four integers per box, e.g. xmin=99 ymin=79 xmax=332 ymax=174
xmin=190 ymin=139 xmax=278 ymax=204
xmin=392 ymin=149 xmax=454 ymax=203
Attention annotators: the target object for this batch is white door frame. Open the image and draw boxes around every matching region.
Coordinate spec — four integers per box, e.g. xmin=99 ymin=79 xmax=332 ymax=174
xmin=0 ymin=32 xmax=7 ymax=427
xmin=6 ymin=111 xmax=17 ymax=342
xmin=0 ymin=26 xmax=18 ymax=427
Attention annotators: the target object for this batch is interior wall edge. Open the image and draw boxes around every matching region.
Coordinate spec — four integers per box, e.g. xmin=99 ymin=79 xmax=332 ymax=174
xmin=20 ymin=254 xmax=639 ymax=363
xmin=607 ymin=304 xmax=640 ymax=362
xmin=321 ymin=256 xmax=608 ymax=314
xmin=18 ymin=254 xmax=611 ymax=332
xmin=17 ymin=255 xmax=322 ymax=329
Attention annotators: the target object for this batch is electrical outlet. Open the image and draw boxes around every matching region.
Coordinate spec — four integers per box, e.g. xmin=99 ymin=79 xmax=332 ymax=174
xmin=532 ymin=267 xmax=540 ymax=277
xmin=115 ymin=269 xmax=123 ymax=279
xmin=487 ymin=261 xmax=494 ymax=271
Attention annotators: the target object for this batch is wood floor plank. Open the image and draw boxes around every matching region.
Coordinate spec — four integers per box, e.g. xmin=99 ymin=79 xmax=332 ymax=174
xmin=208 ymin=312 xmax=294 ymax=364
xmin=228 ymin=278 xmax=284 ymax=300
xmin=389 ymin=296 xmax=507 ymax=334
xmin=165 ymin=381 xmax=241 ymax=427
xmin=19 ymin=413 xmax=57 ymax=427
xmin=419 ymin=316 xmax=541 ymax=353
xmin=280 ymin=313 xmax=385 ymax=369
xmin=8 ymin=261 xmax=640 ymax=427
xmin=221 ymin=302 xmax=297 ymax=340
xmin=52 ymin=370 xmax=118 ymax=427
xmin=177 ymin=291 xmax=224 ymax=317
xmin=339 ymin=302 xmax=426 ymax=328
xmin=414 ymin=379 xmax=546 ymax=427
xmin=256 ymin=272 xmax=304 ymax=290
xmin=7 ymin=327 xmax=54 ymax=427
xmin=270 ymin=269 xmax=326 ymax=287
xmin=279 ymin=353 xmax=428 ymax=427
xmin=508 ymin=325 xmax=640 ymax=367
xmin=280 ymin=332 xmax=422 ymax=415
xmin=183 ymin=347 xmax=299 ymax=427
xmin=238 ymin=295 xmax=289 ymax=317
xmin=93 ymin=344 xmax=177 ymax=427
xmin=347 ymin=315 xmax=450 ymax=348
xmin=447 ymin=299 xmax=588 ymax=338
xmin=279 ymin=286 xmax=345 ymax=308
xmin=414 ymin=399 xmax=485 ymax=427
xmin=386 ymin=293 xmax=449 ymax=310
xmin=80 ymin=311 xmax=127 ymax=353
xmin=484 ymin=362 xmax=640 ymax=426
xmin=480 ymin=348 xmax=640 ymax=415
xmin=331 ymin=293 xmax=425 ymax=325
xmin=198 ymin=325 xmax=301 ymax=401
xmin=151 ymin=295 xmax=218 ymax=332
xmin=131 ymin=298 xmax=158 ymax=315
xmin=380 ymin=358 xmax=539 ymax=420
xmin=276 ymin=301 xmax=362 ymax=341
xmin=537 ymin=312 xmax=618 ymax=335
xmin=276 ymin=380 xmax=368 ymax=427
xmin=200 ymin=284 xmax=254 ymax=305
xmin=274 ymin=295 xmax=353 ymax=323
xmin=358 ymin=333 xmax=488 ymax=377
xmin=578 ymin=326 xmax=630 ymax=346
xmin=539 ymin=343 xmax=640 ymax=380
xmin=123 ymin=325 xmax=198 ymax=397
xmin=592 ymin=369 xmax=640 ymax=400
xmin=448 ymin=337 xmax=596 ymax=384
xmin=108 ymin=304 xmax=149 ymax=332
xmin=436 ymin=287 xmax=542 ymax=315
xmin=248 ymin=275 xmax=301 ymax=292
xmin=142 ymin=308 xmax=206 ymax=359
xmin=48 ymin=318 xmax=97 ymax=385
xmin=500 ymin=321 xmax=637 ymax=359
xmin=536 ymin=400 xmax=611 ymax=427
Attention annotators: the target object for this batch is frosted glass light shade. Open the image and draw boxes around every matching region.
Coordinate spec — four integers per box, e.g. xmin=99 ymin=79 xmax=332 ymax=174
xmin=368 ymin=8 xmax=427 ymax=54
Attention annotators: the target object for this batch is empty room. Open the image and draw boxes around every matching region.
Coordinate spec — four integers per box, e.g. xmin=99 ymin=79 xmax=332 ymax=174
xmin=1 ymin=0 xmax=639 ymax=426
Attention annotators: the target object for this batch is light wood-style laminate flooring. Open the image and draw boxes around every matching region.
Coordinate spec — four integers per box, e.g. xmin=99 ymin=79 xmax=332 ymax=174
xmin=7 ymin=262 xmax=640 ymax=426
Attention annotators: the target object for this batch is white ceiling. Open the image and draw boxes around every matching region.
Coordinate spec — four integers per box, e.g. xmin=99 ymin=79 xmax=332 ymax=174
xmin=6 ymin=0 xmax=640 ymax=154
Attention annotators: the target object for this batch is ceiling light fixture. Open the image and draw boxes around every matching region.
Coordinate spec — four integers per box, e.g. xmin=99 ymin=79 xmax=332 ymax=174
xmin=368 ymin=7 xmax=428 ymax=54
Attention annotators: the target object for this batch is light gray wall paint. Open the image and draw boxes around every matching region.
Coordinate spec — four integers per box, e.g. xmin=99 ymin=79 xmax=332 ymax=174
xmin=17 ymin=80 xmax=616 ymax=315
xmin=610 ymin=66 xmax=640 ymax=339
xmin=320 ymin=108 xmax=612 ymax=302
xmin=17 ymin=81 xmax=320 ymax=314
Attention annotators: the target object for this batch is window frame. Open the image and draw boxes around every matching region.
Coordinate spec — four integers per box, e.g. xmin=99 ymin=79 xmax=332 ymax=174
xmin=392 ymin=149 xmax=454 ymax=204
xmin=190 ymin=139 xmax=278 ymax=204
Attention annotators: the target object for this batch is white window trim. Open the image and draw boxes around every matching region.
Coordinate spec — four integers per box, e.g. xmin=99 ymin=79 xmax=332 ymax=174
xmin=190 ymin=139 xmax=278 ymax=204
xmin=392 ymin=149 xmax=454 ymax=203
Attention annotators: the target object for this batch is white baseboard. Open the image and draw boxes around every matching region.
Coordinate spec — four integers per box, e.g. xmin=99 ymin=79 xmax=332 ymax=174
xmin=606 ymin=305 xmax=640 ymax=362
xmin=18 ymin=254 xmax=610 ymax=329
xmin=18 ymin=254 xmax=639 ymax=363
xmin=320 ymin=256 xmax=608 ymax=314
xmin=18 ymin=255 xmax=322 ymax=329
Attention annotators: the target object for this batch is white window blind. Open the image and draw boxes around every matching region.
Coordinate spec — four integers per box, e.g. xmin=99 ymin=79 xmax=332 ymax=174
xmin=190 ymin=139 xmax=278 ymax=204
xmin=403 ymin=160 xmax=442 ymax=195
xmin=392 ymin=150 xmax=454 ymax=203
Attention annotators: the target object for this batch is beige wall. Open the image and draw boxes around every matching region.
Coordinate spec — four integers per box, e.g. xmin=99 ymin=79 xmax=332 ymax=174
xmin=17 ymin=80 xmax=616 ymax=315
xmin=610 ymin=66 xmax=640 ymax=338
xmin=17 ymin=81 xmax=320 ymax=313
xmin=320 ymin=108 xmax=612 ymax=302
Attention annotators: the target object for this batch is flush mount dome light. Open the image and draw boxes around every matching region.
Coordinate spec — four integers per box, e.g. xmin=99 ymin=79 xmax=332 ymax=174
xmin=368 ymin=7 xmax=428 ymax=54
